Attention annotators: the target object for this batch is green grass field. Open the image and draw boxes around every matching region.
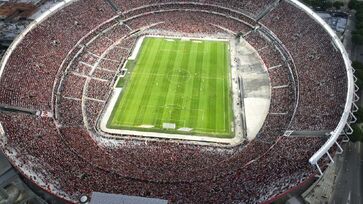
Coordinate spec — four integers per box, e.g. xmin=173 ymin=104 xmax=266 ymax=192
xmin=107 ymin=37 xmax=233 ymax=138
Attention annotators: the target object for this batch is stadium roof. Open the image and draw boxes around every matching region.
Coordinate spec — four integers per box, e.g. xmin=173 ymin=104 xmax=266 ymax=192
xmin=89 ymin=192 xmax=168 ymax=204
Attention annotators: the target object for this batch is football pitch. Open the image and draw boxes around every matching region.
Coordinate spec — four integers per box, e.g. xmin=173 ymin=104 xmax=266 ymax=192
xmin=107 ymin=37 xmax=233 ymax=138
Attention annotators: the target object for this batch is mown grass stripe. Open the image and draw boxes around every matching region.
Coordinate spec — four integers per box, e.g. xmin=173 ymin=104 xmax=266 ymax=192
xmin=215 ymin=43 xmax=227 ymax=132
xmin=118 ymin=38 xmax=162 ymax=125
xmin=111 ymin=38 xmax=153 ymax=125
xmin=141 ymin=40 xmax=174 ymax=125
xmin=169 ymin=41 xmax=192 ymax=127
xmin=160 ymin=40 xmax=186 ymax=124
xmin=197 ymin=41 xmax=212 ymax=132
xmin=152 ymin=41 xmax=179 ymax=127
xmin=223 ymin=43 xmax=231 ymax=132
xmin=216 ymin=43 xmax=230 ymax=133
xmin=179 ymin=42 xmax=198 ymax=128
xmin=187 ymin=42 xmax=204 ymax=128
xmin=120 ymin=38 xmax=162 ymax=125
xmin=132 ymin=39 xmax=166 ymax=125
xmin=207 ymin=42 xmax=218 ymax=132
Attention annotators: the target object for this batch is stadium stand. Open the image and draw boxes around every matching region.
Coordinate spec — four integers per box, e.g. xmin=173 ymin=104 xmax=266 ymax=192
xmin=0 ymin=0 xmax=355 ymax=203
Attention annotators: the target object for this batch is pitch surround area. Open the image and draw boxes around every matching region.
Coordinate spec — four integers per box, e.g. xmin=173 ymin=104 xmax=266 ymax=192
xmin=99 ymin=35 xmax=270 ymax=145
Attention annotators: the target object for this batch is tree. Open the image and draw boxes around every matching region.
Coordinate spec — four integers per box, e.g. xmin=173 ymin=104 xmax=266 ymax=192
xmin=356 ymin=21 xmax=363 ymax=30
xmin=352 ymin=61 xmax=363 ymax=70
xmin=348 ymin=0 xmax=362 ymax=10
xmin=303 ymin=0 xmax=330 ymax=10
xmin=333 ymin=1 xmax=344 ymax=9
xmin=350 ymin=124 xmax=363 ymax=142
xmin=352 ymin=33 xmax=363 ymax=45
xmin=356 ymin=11 xmax=363 ymax=22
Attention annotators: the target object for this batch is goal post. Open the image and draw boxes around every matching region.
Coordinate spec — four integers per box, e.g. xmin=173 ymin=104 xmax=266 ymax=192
xmin=163 ymin=123 xmax=176 ymax=129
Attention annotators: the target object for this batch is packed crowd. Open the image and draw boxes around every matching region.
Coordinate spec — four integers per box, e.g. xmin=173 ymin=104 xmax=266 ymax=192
xmin=86 ymin=80 xmax=111 ymax=101
xmin=244 ymin=31 xmax=269 ymax=50
xmin=58 ymin=98 xmax=83 ymax=126
xmin=270 ymin=87 xmax=295 ymax=114
xmin=126 ymin=9 xmax=252 ymax=34
xmin=114 ymin=0 xmax=275 ymax=17
xmin=85 ymin=99 xmax=104 ymax=128
xmin=98 ymin=58 xmax=123 ymax=71
xmin=261 ymin=1 xmax=347 ymax=130
xmin=93 ymin=69 xmax=116 ymax=81
xmin=268 ymin=66 xmax=291 ymax=87
xmin=245 ymin=32 xmax=293 ymax=87
xmin=124 ymin=2 xmax=256 ymax=28
xmin=259 ymin=45 xmax=285 ymax=69
xmin=0 ymin=112 xmax=327 ymax=203
xmin=60 ymin=74 xmax=86 ymax=99
xmin=0 ymin=0 xmax=115 ymax=111
xmin=87 ymin=36 xmax=115 ymax=56
xmin=104 ymin=46 xmax=129 ymax=62
xmin=0 ymin=0 xmax=349 ymax=203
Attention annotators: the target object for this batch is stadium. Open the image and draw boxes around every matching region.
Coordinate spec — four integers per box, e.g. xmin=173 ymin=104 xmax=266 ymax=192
xmin=0 ymin=0 xmax=357 ymax=203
